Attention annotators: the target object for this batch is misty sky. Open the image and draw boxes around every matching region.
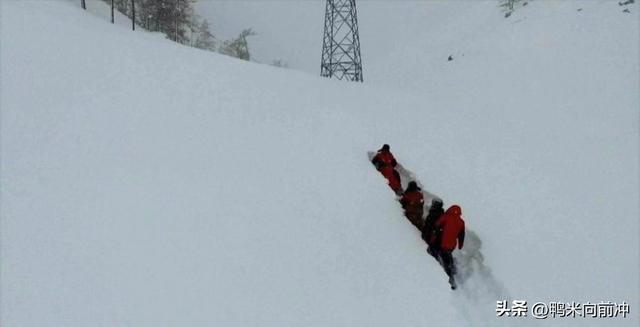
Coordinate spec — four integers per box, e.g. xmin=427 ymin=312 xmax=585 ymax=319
xmin=193 ymin=1 xmax=498 ymax=90
xmin=194 ymin=1 xmax=325 ymax=74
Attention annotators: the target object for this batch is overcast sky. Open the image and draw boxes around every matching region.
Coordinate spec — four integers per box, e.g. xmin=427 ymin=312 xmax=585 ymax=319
xmin=193 ymin=1 xmax=495 ymax=90
xmin=194 ymin=1 xmax=325 ymax=73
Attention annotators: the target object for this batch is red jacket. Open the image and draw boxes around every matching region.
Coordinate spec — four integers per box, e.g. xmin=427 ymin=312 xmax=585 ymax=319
xmin=435 ymin=205 xmax=465 ymax=251
xmin=400 ymin=191 xmax=424 ymax=210
xmin=380 ymin=166 xmax=401 ymax=192
xmin=372 ymin=150 xmax=397 ymax=170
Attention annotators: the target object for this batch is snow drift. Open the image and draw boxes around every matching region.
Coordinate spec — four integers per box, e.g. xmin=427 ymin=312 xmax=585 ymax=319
xmin=1 ymin=0 xmax=638 ymax=326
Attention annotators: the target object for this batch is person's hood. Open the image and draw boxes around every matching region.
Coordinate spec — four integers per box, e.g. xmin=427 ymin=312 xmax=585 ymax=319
xmin=446 ymin=205 xmax=462 ymax=217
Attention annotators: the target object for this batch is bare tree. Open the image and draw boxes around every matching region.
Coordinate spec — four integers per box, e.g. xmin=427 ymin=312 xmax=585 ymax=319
xmin=501 ymin=0 xmax=527 ymax=15
xmin=504 ymin=0 xmax=516 ymax=11
xmin=81 ymin=0 xmax=86 ymax=10
xmin=220 ymin=28 xmax=256 ymax=61
xmin=111 ymin=0 xmax=115 ymax=23
xmin=193 ymin=19 xmax=216 ymax=51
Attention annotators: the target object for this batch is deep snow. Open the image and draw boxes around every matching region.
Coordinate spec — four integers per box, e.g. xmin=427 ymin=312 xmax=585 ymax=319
xmin=1 ymin=0 xmax=638 ymax=326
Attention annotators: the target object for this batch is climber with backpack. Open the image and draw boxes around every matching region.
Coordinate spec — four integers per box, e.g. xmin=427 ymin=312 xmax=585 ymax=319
xmin=434 ymin=204 xmax=466 ymax=289
xmin=371 ymin=144 xmax=397 ymax=170
xmin=371 ymin=144 xmax=402 ymax=195
xmin=423 ymin=198 xmax=445 ymax=259
xmin=400 ymin=181 xmax=424 ymax=229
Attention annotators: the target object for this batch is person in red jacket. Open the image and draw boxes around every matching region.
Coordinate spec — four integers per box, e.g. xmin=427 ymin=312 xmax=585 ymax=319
xmin=371 ymin=144 xmax=397 ymax=171
xmin=434 ymin=205 xmax=466 ymax=289
xmin=379 ymin=165 xmax=402 ymax=195
xmin=400 ymin=181 xmax=424 ymax=229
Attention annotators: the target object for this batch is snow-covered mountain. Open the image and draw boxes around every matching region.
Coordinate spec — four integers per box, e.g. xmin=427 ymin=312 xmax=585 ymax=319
xmin=1 ymin=1 xmax=638 ymax=326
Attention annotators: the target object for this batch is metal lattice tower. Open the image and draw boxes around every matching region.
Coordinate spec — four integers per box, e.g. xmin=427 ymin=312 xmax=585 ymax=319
xmin=320 ymin=0 xmax=363 ymax=82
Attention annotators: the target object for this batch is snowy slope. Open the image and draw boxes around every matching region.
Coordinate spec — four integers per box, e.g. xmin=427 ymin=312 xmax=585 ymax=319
xmin=1 ymin=1 xmax=460 ymax=326
xmin=359 ymin=2 xmax=640 ymax=320
xmin=1 ymin=1 xmax=638 ymax=327
xmin=209 ymin=1 xmax=640 ymax=323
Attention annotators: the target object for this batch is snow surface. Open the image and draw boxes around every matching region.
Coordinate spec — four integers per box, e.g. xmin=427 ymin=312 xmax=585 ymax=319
xmin=1 ymin=0 xmax=638 ymax=326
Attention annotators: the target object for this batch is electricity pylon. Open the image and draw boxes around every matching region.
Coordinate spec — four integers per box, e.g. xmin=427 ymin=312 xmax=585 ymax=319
xmin=320 ymin=0 xmax=363 ymax=82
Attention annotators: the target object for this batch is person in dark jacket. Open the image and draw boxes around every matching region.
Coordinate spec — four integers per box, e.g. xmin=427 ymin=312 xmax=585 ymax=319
xmin=400 ymin=181 xmax=424 ymax=229
xmin=423 ymin=198 xmax=444 ymax=258
xmin=434 ymin=205 xmax=466 ymax=289
xmin=371 ymin=144 xmax=397 ymax=171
